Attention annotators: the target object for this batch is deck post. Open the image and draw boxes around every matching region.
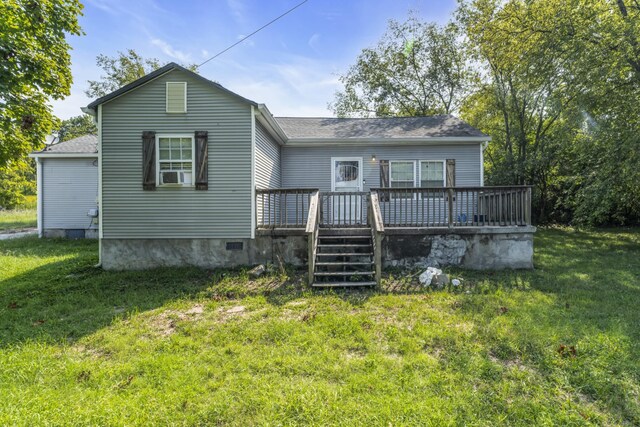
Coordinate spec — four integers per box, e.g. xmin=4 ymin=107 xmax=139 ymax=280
xmin=306 ymin=190 xmax=320 ymax=285
xmin=447 ymin=188 xmax=454 ymax=228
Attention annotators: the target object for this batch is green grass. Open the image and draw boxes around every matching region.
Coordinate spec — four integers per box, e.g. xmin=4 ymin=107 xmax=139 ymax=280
xmin=0 ymin=208 xmax=36 ymax=232
xmin=0 ymin=229 xmax=638 ymax=426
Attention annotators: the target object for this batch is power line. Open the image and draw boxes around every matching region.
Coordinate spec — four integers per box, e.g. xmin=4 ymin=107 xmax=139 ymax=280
xmin=198 ymin=0 xmax=310 ymax=68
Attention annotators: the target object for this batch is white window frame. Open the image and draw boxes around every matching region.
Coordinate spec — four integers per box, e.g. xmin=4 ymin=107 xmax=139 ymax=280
xmin=166 ymin=82 xmax=187 ymax=113
xmin=419 ymin=160 xmax=446 ymax=199
xmin=155 ymin=134 xmax=195 ymax=188
xmin=418 ymin=160 xmax=446 ymax=188
xmin=389 ymin=160 xmax=417 ymax=199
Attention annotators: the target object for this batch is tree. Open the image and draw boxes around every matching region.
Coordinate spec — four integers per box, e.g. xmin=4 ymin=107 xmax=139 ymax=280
xmin=85 ymin=50 xmax=162 ymax=98
xmin=86 ymin=49 xmax=199 ymax=98
xmin=459 ymin=0 xmax=640 ymax=224
xmin=0 ymin=0 xmax=83 ymax=168
xmin=56 ymin=114 xmax=97 ymax=142
xmin=0 ymin=160 xmax=35 ymax=209
xmin=331 ymin=16 xmax=473 ymax=117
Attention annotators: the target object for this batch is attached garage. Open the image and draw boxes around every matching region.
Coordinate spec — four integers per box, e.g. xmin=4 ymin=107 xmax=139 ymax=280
xmin=29 ymin=135 xmax=99 ymax=238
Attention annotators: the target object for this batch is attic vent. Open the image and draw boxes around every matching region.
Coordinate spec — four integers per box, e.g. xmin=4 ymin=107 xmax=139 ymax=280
xmin=225 ymin=242 xmax=243 ymax=251
xmin=166 ymin=82 xmax=187 ymax=113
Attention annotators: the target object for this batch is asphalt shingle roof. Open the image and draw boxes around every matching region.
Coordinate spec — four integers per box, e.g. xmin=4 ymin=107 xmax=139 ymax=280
xmin=274 ymin=115 xmax=487 ymax=140
xmin=41 ymin=134 xmax=98 ymax=154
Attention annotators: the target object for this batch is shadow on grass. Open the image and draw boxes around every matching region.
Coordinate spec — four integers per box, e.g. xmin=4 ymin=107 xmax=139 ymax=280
xmin=0 ymin=237 xmax=214 ymax=347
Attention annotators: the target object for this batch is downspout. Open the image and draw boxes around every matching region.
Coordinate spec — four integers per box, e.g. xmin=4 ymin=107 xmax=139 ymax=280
xmin=480 ymin=140 xmax=489 ymax=186
xmin=36 ymin=157 xmax=43 ymax=237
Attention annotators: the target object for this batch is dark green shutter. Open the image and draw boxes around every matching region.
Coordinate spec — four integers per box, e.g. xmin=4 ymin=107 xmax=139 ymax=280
xmin=142 ymin=131 xmax=156 ymax=190
xmin=195 ymin=131 xmax=208 ymax=190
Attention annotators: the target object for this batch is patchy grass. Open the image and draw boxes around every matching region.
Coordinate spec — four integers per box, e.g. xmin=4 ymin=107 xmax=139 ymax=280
xmin=0 ymin=208 xmax=36 ymax=232
xmin=0 ymin=229 xmax=638 ymax=425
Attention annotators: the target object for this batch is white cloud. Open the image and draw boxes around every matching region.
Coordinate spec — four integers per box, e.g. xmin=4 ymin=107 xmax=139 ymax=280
xmin=226 ymin=0 xmax=247 ymax=24
xmin=201 ymin=49 xmax=210 ymax=59
xmin=308 ymin=33 xmax=321 ymax=52
xmin=151 ymin=38 xmax=191 ymax=63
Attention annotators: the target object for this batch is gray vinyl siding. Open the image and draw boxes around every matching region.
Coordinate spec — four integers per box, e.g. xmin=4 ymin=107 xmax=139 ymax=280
xmin=281 ymin=144 xmax=482 ymax=190
xmin=42 ymin=158 xmax=98 ymax=230
xmin=255 ymin=121 xmax=280 ymax=189
xmin=281 ymin=144 xmax=482 ymax=226
xmin=101 ymin=69 xmax=253 ymax=239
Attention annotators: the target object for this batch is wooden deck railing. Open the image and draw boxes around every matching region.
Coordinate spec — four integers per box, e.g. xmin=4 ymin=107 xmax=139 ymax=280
xmin=372 ymin=186 xmax=532 ymax=228
xmin=256 ymin=188 xmax=318 ymax=228
xmin=305 ymin=190 xmax=320 ymax=285
xmin=368 ymin=191 xmax=385 ymax=285
xmin=319 ymin=191 xmax=369 ymax=227
xmin=257 ymin=186 xmax=532 ymax=229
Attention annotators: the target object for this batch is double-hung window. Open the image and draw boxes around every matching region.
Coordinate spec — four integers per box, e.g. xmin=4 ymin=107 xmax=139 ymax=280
xmin=419 ymin=160 xmax=445 ymax=198
xmin=390 ymin=160 xmax=416 ymax=198
xmin=157 ymin=135 xmax=194 ymax=187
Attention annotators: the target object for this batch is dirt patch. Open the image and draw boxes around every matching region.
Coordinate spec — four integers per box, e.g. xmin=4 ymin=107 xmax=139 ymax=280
xmin=149 ymin=304 xmax=205 ymax=336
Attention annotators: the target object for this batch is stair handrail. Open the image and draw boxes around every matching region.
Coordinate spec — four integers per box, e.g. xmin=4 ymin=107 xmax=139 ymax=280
xmin=306 ymin=190 xmax=320 ymax=285
xmin=369 ymin=191 xmax=384 ymax=285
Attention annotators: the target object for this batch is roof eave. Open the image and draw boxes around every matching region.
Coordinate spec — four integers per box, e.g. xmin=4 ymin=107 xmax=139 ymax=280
xmin=29 ymin=152 xmax=98 ymax=158
xmin=284 ymin=136 xmax=491 ymax=146
xmin=256 ymin=104 xmax=288 ymax=145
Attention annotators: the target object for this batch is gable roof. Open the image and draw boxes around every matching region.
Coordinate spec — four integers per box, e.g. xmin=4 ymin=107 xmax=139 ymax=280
xmin=30 ymin=134 xmax=98 ymax=158
xmin=86 ymin=62 xmax=257 ymax=111
xmin=274 ymin=116 xmax=488 ymax=141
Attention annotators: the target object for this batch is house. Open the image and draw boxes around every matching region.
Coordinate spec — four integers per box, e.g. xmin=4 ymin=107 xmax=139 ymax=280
xmin=64 ymin=62 xmax=533 ymax=285
xmin=29 ymin=135 xmax=99 ymax=238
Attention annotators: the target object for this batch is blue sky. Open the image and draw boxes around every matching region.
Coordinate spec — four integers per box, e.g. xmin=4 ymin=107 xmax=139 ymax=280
xmin=52 ymin=0 xmax=457 ymax=119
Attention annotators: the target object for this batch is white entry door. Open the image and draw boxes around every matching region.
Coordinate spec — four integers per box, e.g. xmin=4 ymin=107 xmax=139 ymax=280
xmin=331 ymin=157 xmax=363 ymax=224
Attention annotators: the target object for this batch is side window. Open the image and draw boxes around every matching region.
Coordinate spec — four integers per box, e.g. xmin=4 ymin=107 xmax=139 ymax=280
xmin=420 ymin=161 xmax=445 ymax=187
xmin=157 ymin=136 xmax=194 ymax=186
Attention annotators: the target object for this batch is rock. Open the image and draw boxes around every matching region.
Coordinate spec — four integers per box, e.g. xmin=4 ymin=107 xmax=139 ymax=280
xmin=434 ymin=273 xmax=449 ymax=287
xmin=452 ymin=278 xmax=461 ymax=287
xmin=226 ymin=306 xmax=245 ymax=314
xmin=419 ymin=267 xmax=441 ymax=286
xmin=419 ymin=267 xmax=450 ymax=287
xmin=248 ymin=264 xmax=266 ymax=279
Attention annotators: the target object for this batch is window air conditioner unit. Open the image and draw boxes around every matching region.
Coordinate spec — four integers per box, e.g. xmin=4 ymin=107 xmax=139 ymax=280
xmin=160 ymin=171 xmax=192 ymax=185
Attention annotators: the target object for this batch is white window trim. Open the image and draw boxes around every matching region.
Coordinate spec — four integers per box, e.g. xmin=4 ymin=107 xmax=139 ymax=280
xmin=389 ymin=160 xmax=417 ymax=199
xmin=418 ymin=159 xmax=446 ymax=199
xmin=166 ymin=82 xmax=187 ymax=113
xmin=418 ymin=160 xmax=446 ymax=188
xmin=155 ymin=134 xmax=195 ymax=188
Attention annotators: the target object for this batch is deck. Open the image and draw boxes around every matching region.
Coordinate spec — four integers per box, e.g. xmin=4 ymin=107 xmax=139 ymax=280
xmin=256 ymin=186 xmax=533 ymax=286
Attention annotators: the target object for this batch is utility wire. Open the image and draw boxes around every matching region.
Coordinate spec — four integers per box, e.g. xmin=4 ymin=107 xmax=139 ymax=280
xmin=198 ymin=0 xmax=309 ymax=68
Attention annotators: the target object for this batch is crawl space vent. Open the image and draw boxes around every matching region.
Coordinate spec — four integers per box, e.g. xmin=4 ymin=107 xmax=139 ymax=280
xmin=225 ymin=242 xmax=243 ymax=251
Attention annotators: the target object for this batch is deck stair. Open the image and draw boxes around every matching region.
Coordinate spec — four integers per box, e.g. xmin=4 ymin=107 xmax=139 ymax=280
xmin=312 ymin=228 xmax=376 ymax=287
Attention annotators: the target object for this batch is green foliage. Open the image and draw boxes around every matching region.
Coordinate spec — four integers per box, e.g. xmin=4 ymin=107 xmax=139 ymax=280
xmin=458 ymin=0 xmax=640 ymax=225
xmin=86 ymin=49 xmax=200 ymax=98
xmin=331 ymin=16 xmax=474 ymax=117
xmin=0 ymin=160 xmax=36 ymax=209
xmin=56 ymin=114 xmax=97 ymax=142
xmin=334 ymin=3 xmax=640 ymax=225
xmin=0 ymin=0 xmax=83 ymax=168
xmin=0 ymin=229 xmax=639 ymax=424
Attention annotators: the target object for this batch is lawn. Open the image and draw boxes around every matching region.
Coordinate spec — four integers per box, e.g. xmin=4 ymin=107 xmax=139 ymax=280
xmin=0 ymin=196 xmax=37 ymax=232
xmin=0 ymin=229 xmax=638 ymax=426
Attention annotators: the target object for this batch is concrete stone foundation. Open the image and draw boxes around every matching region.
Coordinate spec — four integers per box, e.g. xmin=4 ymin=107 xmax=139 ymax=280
xmin=100 ymin=227 xmax=535 ymax=271
xmin=100 ymin=233 xmax=307 ymax=270
xmin=382 ymin=226 xmax=535 ymax=270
